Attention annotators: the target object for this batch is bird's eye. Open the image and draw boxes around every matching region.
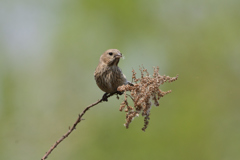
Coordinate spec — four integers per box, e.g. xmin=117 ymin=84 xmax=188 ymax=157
xmin=108 ymin=52 xmax=113 ymax=56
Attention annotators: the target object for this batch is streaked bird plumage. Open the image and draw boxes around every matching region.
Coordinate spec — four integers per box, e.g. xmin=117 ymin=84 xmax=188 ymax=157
xmin=94 ymin=49 xmax=128 ymax=94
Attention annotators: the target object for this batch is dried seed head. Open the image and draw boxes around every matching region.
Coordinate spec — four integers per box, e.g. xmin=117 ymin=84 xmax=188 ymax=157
xmin=117 ymin=66 xmax=178 ymax=131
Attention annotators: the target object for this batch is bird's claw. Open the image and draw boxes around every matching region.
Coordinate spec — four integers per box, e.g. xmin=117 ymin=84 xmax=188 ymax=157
xmin=102 ymin=93 xmax=109 ymax=102
xmin=128 ymin=82 xmax=134 ymax=86
xmin=102 ymin=91 xmax=124 ymax=102
xmin=116 ymin=91 xmax=123 ymax=95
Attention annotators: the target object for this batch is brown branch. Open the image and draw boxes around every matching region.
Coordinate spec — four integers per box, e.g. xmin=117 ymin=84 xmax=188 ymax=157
xmin=41 ymin=93 xmax=116 ymax=160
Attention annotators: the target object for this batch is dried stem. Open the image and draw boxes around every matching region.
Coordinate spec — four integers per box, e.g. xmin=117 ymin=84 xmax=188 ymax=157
xmin=41 ymin=92 xmax=116 ymax=160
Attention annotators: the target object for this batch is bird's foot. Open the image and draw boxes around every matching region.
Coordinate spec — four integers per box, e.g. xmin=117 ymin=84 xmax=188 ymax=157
xmin=102 ymin=93 xmax=109 ymax=102
xmin=116 ymin=91 xmax=123 ymax=95
xmin=102 ymin=91 xmax=124 ymax=102
xmin=128 ymin=82 xmax=134 ymax=86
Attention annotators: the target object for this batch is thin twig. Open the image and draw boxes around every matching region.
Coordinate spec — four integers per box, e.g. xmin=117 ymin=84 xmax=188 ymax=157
xmin=41 ymin=93 xmax=116 ymax=160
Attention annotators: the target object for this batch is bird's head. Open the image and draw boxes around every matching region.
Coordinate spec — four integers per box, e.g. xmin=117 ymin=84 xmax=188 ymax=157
xmin=100 ymin=49 xmax=122 ymax=66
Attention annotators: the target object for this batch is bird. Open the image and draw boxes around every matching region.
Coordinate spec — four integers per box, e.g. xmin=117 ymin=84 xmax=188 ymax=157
xmin=94 ymin=49 xmax=131 ymax=101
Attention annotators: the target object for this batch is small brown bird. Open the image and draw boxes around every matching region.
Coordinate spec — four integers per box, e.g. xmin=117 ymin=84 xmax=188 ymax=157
xmin=94 ymin=49 xmax=130 ymax=101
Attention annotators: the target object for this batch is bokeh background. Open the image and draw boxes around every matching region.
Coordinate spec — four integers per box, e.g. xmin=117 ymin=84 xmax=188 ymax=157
xmin=1 ymin=0 xmax=240 ymax=160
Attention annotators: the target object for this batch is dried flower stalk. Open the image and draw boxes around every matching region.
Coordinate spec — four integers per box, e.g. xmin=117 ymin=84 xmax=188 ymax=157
xmin=118 ymin=66 xmax=178 ymax=131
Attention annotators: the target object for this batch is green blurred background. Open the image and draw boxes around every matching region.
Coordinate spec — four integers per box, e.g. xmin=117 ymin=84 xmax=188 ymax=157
xmin=0 ymin=0 xmax=240 ymax=160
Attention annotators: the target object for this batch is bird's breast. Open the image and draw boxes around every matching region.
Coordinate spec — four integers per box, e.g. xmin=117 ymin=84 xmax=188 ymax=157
xmin=94 ymin=66 xmax=126 ymax=93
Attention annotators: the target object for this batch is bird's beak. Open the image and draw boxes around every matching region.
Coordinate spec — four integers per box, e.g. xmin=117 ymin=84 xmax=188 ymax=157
xmin=114 ymin=53 xmax=122 ymax=59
